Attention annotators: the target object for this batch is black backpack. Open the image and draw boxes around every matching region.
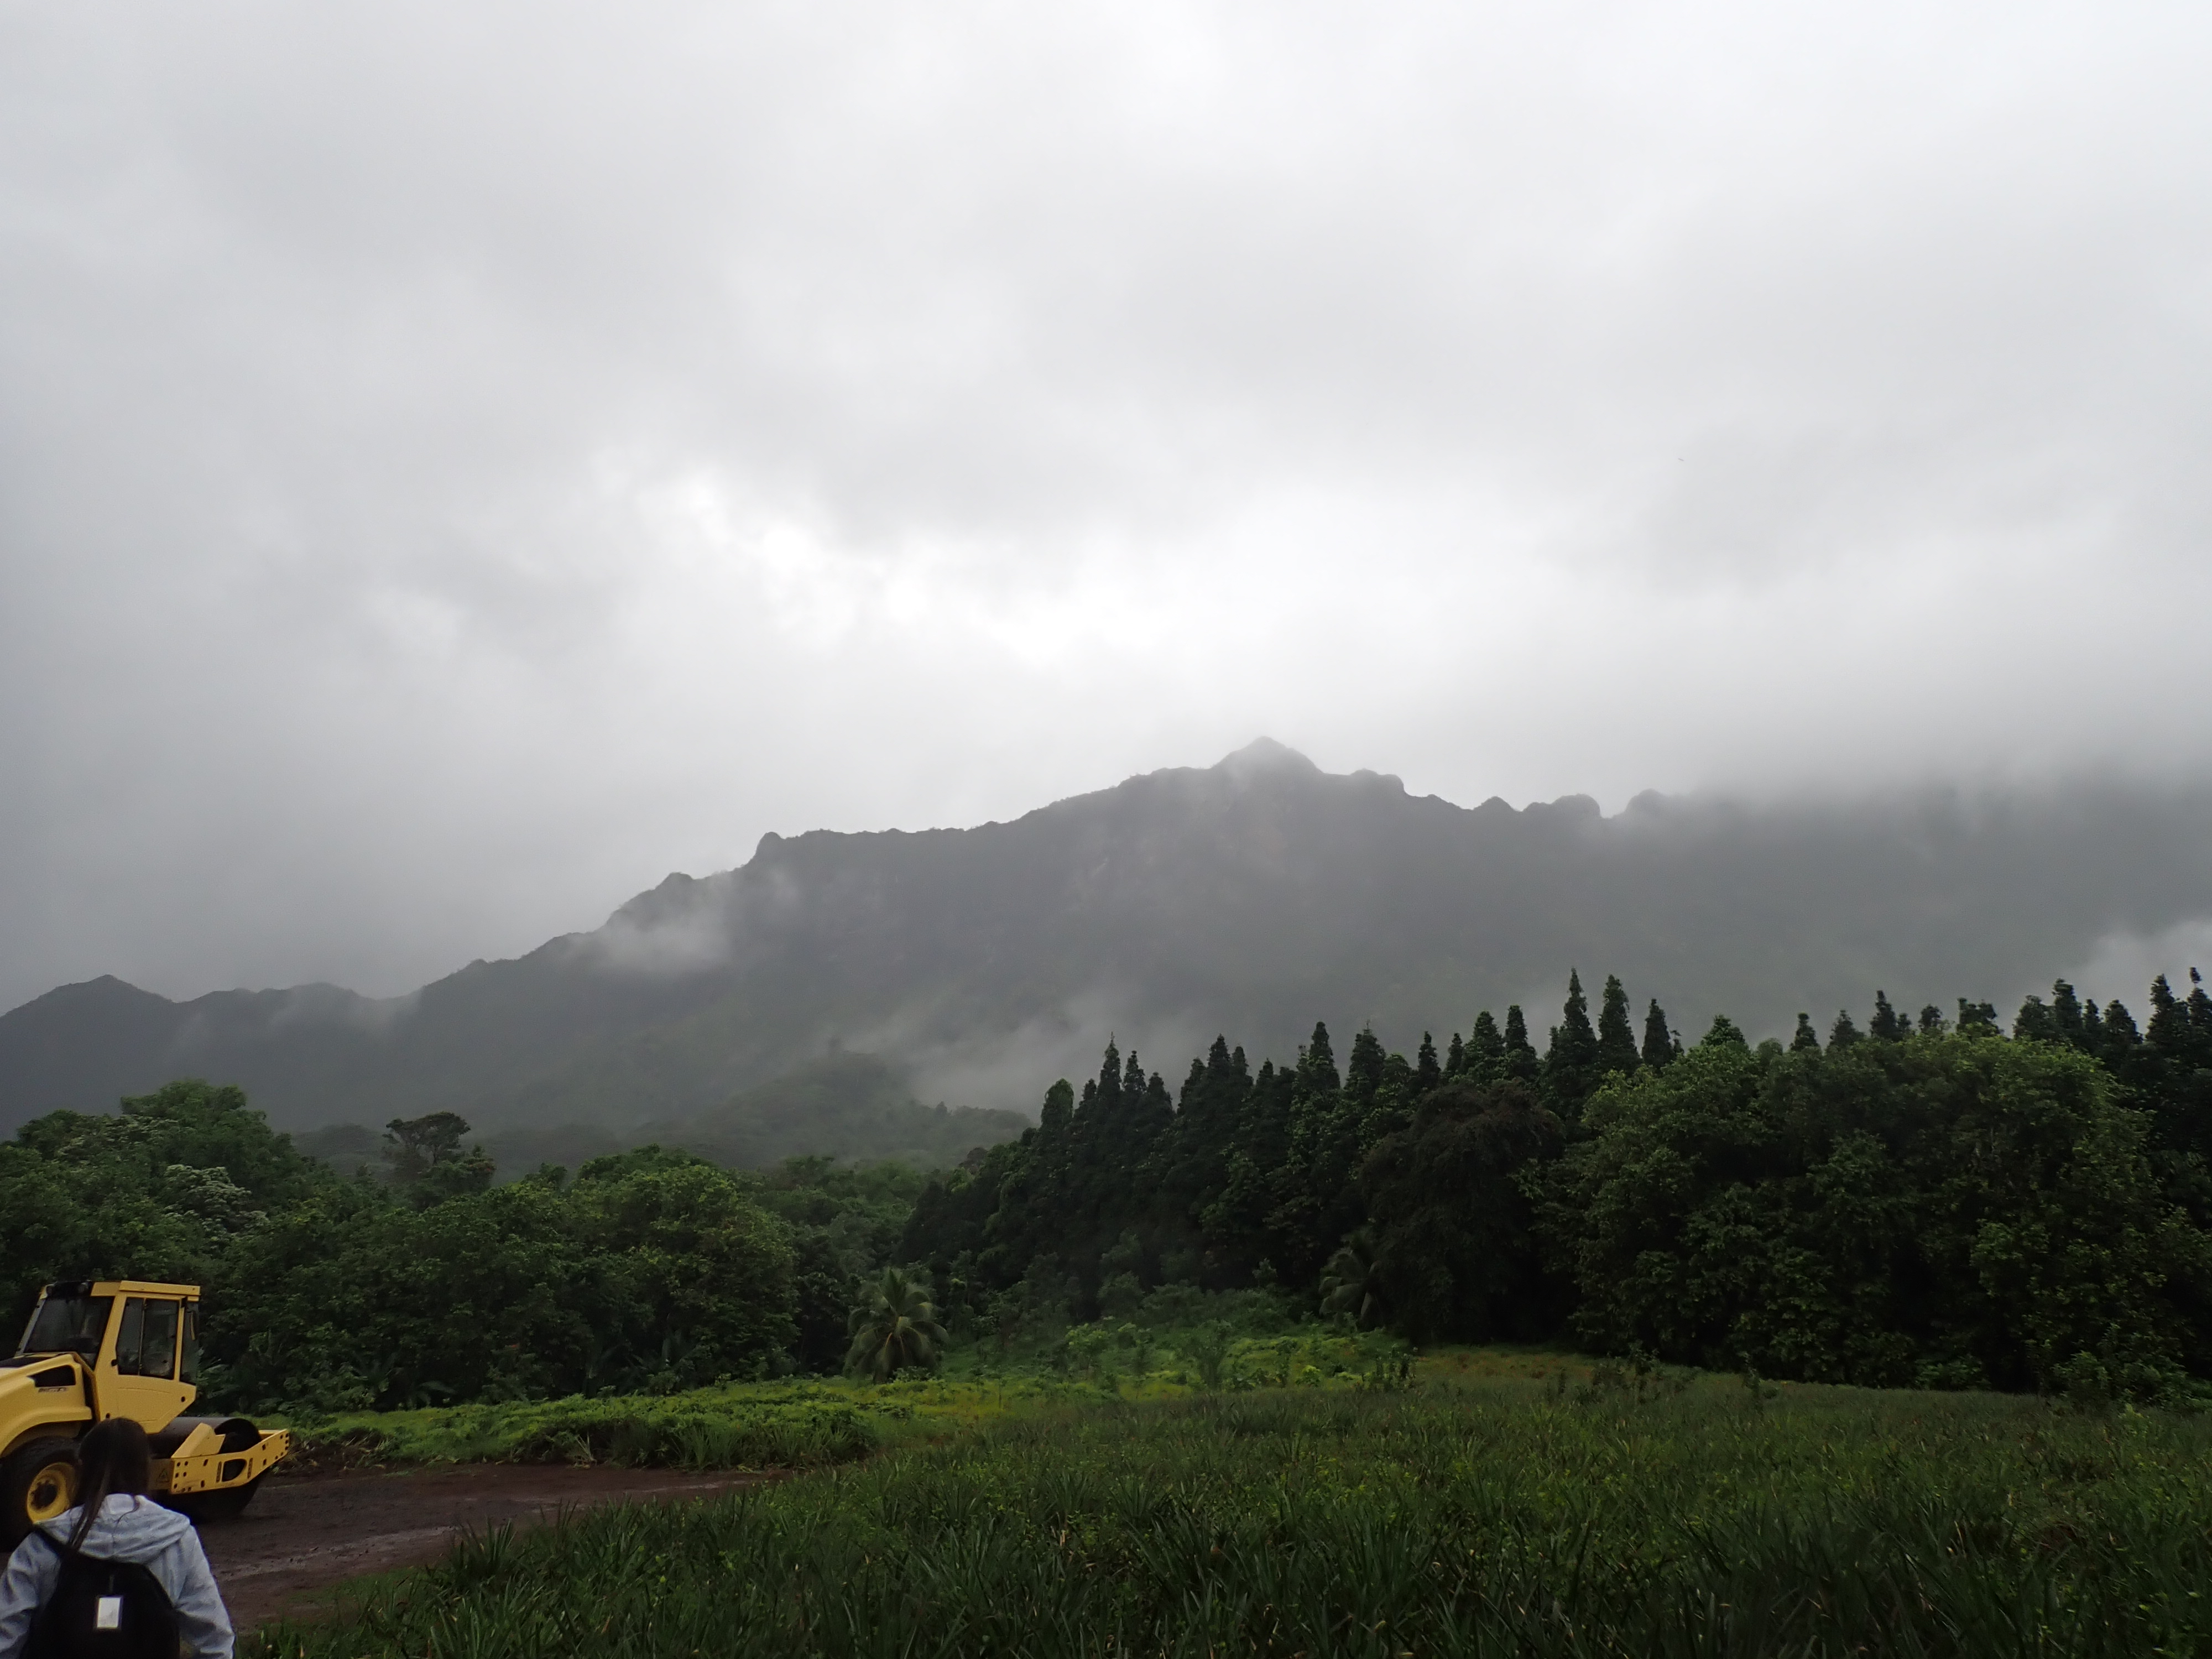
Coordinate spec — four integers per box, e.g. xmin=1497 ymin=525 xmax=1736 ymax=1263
xmin=22 ymin=1527 xmax=180 ymax=1659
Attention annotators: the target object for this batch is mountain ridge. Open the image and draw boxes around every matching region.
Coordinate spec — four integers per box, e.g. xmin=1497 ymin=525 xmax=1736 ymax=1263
xmin=6 ymin=740 xmax=2211 ymax=1134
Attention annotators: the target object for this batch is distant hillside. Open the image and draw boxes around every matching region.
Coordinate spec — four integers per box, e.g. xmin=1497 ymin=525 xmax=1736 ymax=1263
xmin=295 ymin=1051 xmax=1027 ymax=1180
xmin=6 ymin=740 xmax=2212 ymax=1134
xmin=500 ymin=1052 xmax=1025 ymax=1176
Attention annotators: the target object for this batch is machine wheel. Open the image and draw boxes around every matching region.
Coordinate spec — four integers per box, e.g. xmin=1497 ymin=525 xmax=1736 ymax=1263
xmin=0 ymin=1437 xmax=80 ymax=1548
xmin=172 ymin=1473 xmax=263 ymax=1522
xmin=169 ymin=1419 xmax=268 ymax=1522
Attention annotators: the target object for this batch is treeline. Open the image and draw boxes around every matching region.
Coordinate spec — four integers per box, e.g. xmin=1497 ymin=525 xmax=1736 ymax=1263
xmin=0 ymin=1085 xmax=920 ymax=1411
xmin=902 ymin=970 xmax=2212 ymax=1397
xmin=11 ymin=967 xmax=2209 ymax=1407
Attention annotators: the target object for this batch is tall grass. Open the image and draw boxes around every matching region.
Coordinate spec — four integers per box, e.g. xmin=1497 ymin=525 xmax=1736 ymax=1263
xmin=295 ymin=1385 xmax=878 ymax=1469
xmin=290 ymin=1329 xmax=1403 ymax=1470
xmin=257 ymin=1373 xmax=2212 ymax=1656
xmin=287 ymin=1370 xmax=1179 ymax=1469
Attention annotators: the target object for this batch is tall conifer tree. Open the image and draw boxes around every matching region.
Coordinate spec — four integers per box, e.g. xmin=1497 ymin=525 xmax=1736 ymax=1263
xmin=1415 ymin=1032 xmax=1442 ymax=1094
xmin=1596 ymin=975 xmax=1640 ymax=1074
xmin=1553 ymin=971 xmax=1599 ymax=1067
xmin=1501 ymin=1006 xmax=1538 ymax=1082
xmin=1870 ymin=990 xmax=1907 ymax=1042
xmin=1700 ymin=1014 xmax=1750 ymax=1050
xmin=1039 ymin=1077 xmax=1074 ymax=1139
xmin=2052 ymin=980 xmax=2085 ymax=1043
xmin=1641 ymin=1000 xmax=1677 ymax=1070
xmin=1830 ymin=1010 xmax=1863 ymax=1047
xmin=1791 ymin=1013 xmax=1821 ymax=1052
xmin=1469 ymin=1012 xmax=1507 ymax=1081
xmin=2149 ymin=974 xmax=2190 ymax=1055
xmin=1092 ymin=1042 xmax=1123 ymax=1118
xmin=1543 ymin=972 xmax=1603 ymax=1114
xmin=2104 ymin=999 xmax=2142 ymax=1046
xmin=1297 ymin=1022 xmax=1342 ymax=1097
xmin=1344 ymin=1028 xmax=1387 ymax=1102
xmin=1203 ymin=1056 xmax=1293 ymax=1280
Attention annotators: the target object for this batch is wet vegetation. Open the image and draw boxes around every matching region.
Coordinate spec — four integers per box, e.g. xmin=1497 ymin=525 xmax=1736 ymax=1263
xmin=5 ymin=968 xmax=2210 ymax=1414
xmin=906 ymin=972 xmax=2212 ymax=1402
xmin=8 ymin=968 xmax=2212 ymax=1650
xmin=256 ymin=1363 xmax=2212 ymax=1658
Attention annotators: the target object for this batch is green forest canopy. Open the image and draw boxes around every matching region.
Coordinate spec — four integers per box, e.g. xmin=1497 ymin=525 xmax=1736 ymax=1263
xmin=3 ymin=967 xmax=2209 ymax=1407
xmin=0 ymin=1087 xmax=924 ymax=1410
xmin=902 ymin=969 xmax=2212 ymax=1400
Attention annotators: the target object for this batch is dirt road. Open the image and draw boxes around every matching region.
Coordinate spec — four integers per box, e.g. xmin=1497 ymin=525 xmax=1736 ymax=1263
xmin=194 ymin=1464 xmax=778 ymax=1634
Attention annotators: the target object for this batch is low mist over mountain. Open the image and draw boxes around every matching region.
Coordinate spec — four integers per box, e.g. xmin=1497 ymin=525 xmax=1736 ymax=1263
xmin=6 ymin=740 xmax=2210 ymax=1137
xmin=486 ymin=1053 xmax=1028 ymax=1179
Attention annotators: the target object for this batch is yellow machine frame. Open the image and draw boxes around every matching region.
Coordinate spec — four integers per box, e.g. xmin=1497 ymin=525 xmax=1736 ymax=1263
xmin=1 ymin=1280 xmax=290 ymax=1542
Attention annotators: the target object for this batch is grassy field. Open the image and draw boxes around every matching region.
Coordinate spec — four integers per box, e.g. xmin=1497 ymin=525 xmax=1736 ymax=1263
xmin=255 ymin=1358 xmax=2212 ymax=1657
xmin=284 ymin=1327 xmax=1410 ymax=1469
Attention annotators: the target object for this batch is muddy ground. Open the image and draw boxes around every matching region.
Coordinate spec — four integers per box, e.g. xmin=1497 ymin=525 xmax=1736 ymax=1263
xmin=194 ymin=1464 xmax=780 ymax=1634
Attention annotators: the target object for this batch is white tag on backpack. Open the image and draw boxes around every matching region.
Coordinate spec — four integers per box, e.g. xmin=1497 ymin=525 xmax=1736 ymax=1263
xmin=95 ymin=1596 xmax=122 ymax=1630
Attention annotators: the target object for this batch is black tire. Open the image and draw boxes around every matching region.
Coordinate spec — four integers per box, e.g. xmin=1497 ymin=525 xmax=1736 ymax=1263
xmin=172 ymin=1472 xmax=262 ymax=1522
xmin=0 ymin=1437 xmax=80 ymax=1549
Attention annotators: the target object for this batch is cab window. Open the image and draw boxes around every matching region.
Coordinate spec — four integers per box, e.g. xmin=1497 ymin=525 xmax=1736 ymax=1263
xmin=179 ymin=1303 xmax=199 ymax=1386
xmin=113 ymin=1298 xmax=181 ymax=1379
xmin=19 ymin=1293 xmax=111 ymax=1359
xmin=112 ymin=1301 xmax=143 ymax=1373
xmin=138 ymin=1300 xmax=179 ymax=1379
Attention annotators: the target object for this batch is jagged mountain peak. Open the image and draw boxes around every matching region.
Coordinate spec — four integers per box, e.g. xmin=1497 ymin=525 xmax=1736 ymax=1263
xmin=1215 ymin=736 xmax=1322 ymax=778
xmin=5 ymin=762 xmax=2211 ymax=1136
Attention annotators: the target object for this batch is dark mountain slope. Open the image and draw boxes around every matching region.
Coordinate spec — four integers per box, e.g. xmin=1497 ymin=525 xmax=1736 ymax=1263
xmin=6 ymin=740 xmax=2210 ymax=1133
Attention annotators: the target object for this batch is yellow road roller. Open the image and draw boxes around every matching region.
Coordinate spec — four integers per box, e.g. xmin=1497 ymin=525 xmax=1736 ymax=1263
xmin=0 ymin=1280 xmax=290 ymax=1545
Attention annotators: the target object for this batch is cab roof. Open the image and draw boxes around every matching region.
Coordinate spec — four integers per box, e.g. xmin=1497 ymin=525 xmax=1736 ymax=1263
xmin=86 ymin=1281 xmax=201 ymax=1297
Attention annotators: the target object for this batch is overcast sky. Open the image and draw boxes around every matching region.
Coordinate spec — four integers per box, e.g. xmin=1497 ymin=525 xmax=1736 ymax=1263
xmin=3 ymin=0 xmax=2209 ymax=1013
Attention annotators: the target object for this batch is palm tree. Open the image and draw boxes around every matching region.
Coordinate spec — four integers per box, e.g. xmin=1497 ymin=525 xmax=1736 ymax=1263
xmin=845 ymin=1267 xmax=950 ymax=1381
xmin=1319 ymin=1230 xmax=1383 ymax=1330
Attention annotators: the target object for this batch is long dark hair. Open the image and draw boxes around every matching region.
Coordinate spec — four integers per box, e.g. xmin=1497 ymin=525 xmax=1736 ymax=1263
xmin=65 ymin=1419 xmax=150 ymax=1554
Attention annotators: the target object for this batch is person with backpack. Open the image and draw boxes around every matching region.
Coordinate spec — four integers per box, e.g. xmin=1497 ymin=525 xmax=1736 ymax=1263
xmin=0 ymin=1419 xmax=232 ymax=1658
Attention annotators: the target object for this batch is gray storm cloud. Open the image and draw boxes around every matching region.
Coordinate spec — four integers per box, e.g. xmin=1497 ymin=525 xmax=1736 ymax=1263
xmin=2 ymin=0 xmax=2209 ymax=1011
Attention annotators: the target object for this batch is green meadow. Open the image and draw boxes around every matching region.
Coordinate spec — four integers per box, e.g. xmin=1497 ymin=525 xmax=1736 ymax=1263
xmin=282 ymin=1326 xmax=1409 ymax=1466
xmin=255 ymin=1354 xmax=2212 ymax=1658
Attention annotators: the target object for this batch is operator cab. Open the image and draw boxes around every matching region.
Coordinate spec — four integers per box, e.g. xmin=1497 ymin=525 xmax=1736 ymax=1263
xmin=4 ymin=1282 xmax=201 ymax=1405
xmin=8 ymin=1283 xmax=113 ymax=1363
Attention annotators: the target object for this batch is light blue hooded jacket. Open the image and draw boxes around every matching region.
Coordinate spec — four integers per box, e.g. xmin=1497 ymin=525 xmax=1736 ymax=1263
xmin=0 ymin=1494 xmax=233 ymax=1658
